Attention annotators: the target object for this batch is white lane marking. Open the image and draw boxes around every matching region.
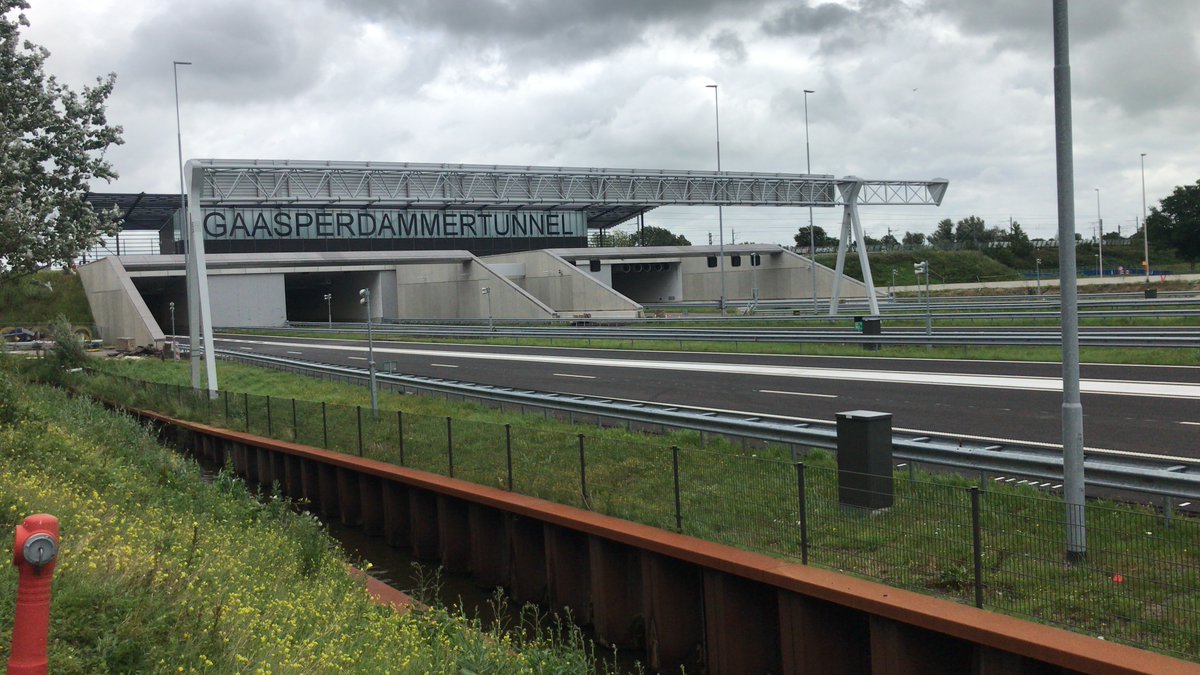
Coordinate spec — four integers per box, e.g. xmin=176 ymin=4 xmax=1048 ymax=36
xmin=554 ymin=373 xmax=596 ymax=379
xmin=430 ymin=363 xmax=459 ymax=368
xmin=286 ymin=350 xmax=303 ymax=355
xmin=239 ymin=346 xmax=254 ymax=350
xmin=759 ymin=389 xmax=837 ymax=399
xmin=1181 ymin=422 xmax=1200 ymax=426
xmin=347 ymin=356 xmax=367 ymax=361
xmin=1180 ymin=502 xmax=1193 ymax=507
xmin=217 ymin=336 xmax=1200 ymax=464
xmin=212 ymin=337 xmax=1200 ymax=401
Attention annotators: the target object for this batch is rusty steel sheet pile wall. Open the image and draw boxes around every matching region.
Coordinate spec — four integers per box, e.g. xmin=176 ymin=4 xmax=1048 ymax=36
xmin=141 ymin=407 xmax=1194 ymax=675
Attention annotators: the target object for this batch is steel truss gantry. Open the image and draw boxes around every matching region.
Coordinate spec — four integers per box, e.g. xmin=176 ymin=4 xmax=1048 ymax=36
xmin=182 ymin=160 xmax=949 ymax=339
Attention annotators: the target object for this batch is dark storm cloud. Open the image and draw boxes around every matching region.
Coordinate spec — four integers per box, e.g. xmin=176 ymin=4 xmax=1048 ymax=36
xmin=761 ymin=2 xmax=855 ymax=36
xmin=114 ymin=1 xmax=335 ymax=103
xmin=710 ymin=29 xmax=747 ymax=64
xmin=758 ymin=0 xmax=905 ymax=55
xmin=922 ymin=0 xmax=1200 ymax=114
xmin=327 ymin=0 xmax=769 ymax=65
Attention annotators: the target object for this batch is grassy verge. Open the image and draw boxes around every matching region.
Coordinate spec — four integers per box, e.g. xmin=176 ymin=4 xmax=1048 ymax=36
xmin=0 ymin=271 xmax=93 ymax=328
xmin=77 ymin=357 xmax=1200 ymax=660
xmin=0 ymin=364 xmax=617 ymax=673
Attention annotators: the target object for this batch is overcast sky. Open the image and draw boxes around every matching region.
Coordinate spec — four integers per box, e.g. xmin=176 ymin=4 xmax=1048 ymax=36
xmin=21 ymin=0 xmax=1200 ymax=246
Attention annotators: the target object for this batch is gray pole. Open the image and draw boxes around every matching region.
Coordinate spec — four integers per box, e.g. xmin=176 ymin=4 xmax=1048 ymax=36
xmin=804 ymin=89 xmax=818 ymax=314
xmin=360 ymin=288 xmax=378 ymax=418
xmin=173 ymin=60 xmax=199 ymax=387
xmin=706 ymin=84 xmax=727 ymax=315
xmin=1095 ymin=188 xmax=1103 ymax=276
xmin=1035 ymin=257 xmax=1041 ymax=295
xmin=1052 ymin=0 xmax=1086 ymax=562
xmin=924 ymin=263 xmax=931 ymax=337
xmin=324 ymin=293 xmax=332 ymax=329
xmin=1141 ymin=153 xmax=1149 ymax=284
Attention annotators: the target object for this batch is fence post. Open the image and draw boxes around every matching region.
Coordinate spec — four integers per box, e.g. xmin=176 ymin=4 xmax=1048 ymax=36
xmin=672 ymin=446 xmax=682 ymax=533
xmin=243 ymin=393 xmax=249 ymax=432
xmin=356 ymin=406 xmax=364 ymax=456
xmin=291 ymin=398 xmax=297 ymax=442
xmin=322 ymin=401 xmax=328 ymax=448
xmin=796 ymin=462 xmax=808 ymax=565
xmin=578 ymin=433 xmax=588 ymax=506
xmin=505 ymin=424 xmax=513 ymax=491
xmin=446 ymin=417 xmax=454 ymax=478
xmin=971 ymin=486 xmax=983 ymax=609
xmin=266 ymin=396 xmax=273 ymax=436
xmin=223 ymin=389 xmax=229 ymax=422
xmin=397 ymin=410 xmax=405 ymax=466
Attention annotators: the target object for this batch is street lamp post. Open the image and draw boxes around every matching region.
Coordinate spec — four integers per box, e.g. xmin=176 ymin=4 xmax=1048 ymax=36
xmin=705 ymin=84 xmax=727 ymax=315
xmin=1141 ymin=153 xmax=1149 ymax=284
xmin=1095 ymin=188 xmax=1103 ymax=277
xmin=359 ymin=288 xmax=378 ymax=418
xmin=481 ymin=287 xmax=493 ymax=331
xmin=324 ymin=293 xmax=332 ymax=329
xmin=804 ymin=89 xmax=817 ymax=314
xmin=1035 ymin=257 xmax=1042 ymax=295
xmin=173 ymin=60 xmax=199 ymax=386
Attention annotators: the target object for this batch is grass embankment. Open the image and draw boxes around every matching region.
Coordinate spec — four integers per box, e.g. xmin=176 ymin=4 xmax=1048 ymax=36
xmin=0 ymin=365 xmax=615 ymax=673
xmin=81 ymin=357 xmax=1200 ymax=660
xmin=0 ymin=271 xmax=93 ymax=328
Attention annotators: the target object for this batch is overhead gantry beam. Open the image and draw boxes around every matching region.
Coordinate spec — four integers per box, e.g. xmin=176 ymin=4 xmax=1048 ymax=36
xmin=189 ymin=159 xmax=949 ymax=316
xmin=191 ymin=158 xmax=945 ymax=207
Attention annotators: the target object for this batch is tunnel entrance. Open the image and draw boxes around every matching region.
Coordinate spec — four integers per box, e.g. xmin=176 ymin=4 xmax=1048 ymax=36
xmin=609 ymin=261 xmax=681 ymax=304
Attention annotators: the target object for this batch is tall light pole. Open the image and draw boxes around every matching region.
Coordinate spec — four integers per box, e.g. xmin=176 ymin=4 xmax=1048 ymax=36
xmin=324 ymin=293 xmax=332 ymax=329
xmin=173 ymin=60 xmax=199 ymax=385
xmin=1095 ymin=187 xmax=1103 ymax=277
xmin=168 ymin=301 xmax=176 ymax=345
xmin=705 ymin=84 xmax=727 ymax=315
xmin=804 ymin=89 xmax=818 ymax=314
xmin=1052 ymin=0 xmax=1086 ymax=562
xmin=1141 ymin=153 xmax=1149 ymax=284
xmin=359 ymin=288 xmax=378 ymax=418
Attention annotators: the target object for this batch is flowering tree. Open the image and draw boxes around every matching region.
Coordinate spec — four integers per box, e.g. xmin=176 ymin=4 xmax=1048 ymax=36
xmin=0 ymin=0 xmax=123 ymax=278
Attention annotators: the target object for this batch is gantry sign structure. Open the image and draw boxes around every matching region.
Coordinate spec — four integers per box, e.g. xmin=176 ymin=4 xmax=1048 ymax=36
xmin=179 ymin=159 xmax=947 ymax=391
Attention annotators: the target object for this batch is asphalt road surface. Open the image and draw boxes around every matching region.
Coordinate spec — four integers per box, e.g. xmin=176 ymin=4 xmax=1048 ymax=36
xmin=211 ymin=334 xmax=1200 ymax=460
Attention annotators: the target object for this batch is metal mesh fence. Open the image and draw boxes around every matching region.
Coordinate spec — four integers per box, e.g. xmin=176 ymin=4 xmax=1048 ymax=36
xmin=82 ymin=369 xmax=1200 ymax=659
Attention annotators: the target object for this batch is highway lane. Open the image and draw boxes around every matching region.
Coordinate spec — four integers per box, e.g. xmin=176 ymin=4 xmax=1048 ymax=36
xmin=211 ymin=334 xmax=1200 ymax=458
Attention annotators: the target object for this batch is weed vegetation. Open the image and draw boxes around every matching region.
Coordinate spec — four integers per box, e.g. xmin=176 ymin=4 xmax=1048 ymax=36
xmin=0 ymin=362 xmax=620 ymax=673
xmin=0 ymin=271 xmax=93 ymax=328
xmin=77 ymin=357 xmax=1200 ymax=660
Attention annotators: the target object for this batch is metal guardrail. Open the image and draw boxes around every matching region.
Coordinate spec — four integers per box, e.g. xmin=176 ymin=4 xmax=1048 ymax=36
xmin=273 ymin=322 xmax=1200 ymax=348
xmin=213 ymin=348 xmax=1200 ymax=501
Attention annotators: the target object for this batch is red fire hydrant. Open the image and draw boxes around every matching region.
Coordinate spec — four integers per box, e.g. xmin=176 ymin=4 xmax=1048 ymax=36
xmin=8 ymin=514 xmax=59 ymax=675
